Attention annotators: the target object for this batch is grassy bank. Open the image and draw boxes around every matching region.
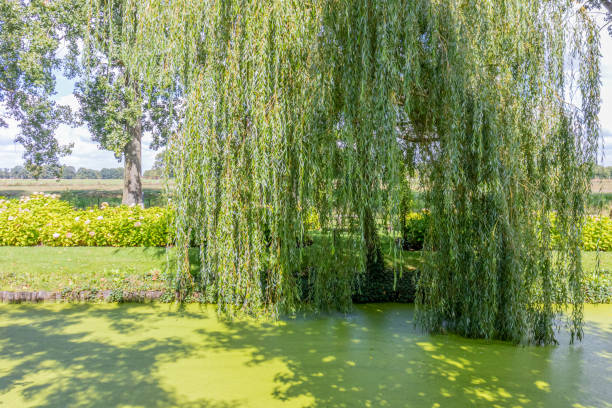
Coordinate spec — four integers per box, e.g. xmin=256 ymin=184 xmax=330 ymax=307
xmin=0 ymin=246 xmax=608 ymax=302
xmin=0 ymin=247 xmax=199 ymax=293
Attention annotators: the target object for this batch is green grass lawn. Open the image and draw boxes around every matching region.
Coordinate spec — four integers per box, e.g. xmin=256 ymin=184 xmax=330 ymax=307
xmin=0 ymin=247 xmax=199 ymax=292
xmin=0 ymin=245 xmax=608 ymax=293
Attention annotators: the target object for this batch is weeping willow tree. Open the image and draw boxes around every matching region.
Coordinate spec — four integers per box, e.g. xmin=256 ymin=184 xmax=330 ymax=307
xmin=87 ymin=0 xmax=600 ymax=343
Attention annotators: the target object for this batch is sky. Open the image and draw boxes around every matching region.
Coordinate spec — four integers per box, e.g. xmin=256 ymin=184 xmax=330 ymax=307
xmin=1 ymin=20 xmax=612 ymax=171
xmin=0 ymin=72 xmax=159 ymax=171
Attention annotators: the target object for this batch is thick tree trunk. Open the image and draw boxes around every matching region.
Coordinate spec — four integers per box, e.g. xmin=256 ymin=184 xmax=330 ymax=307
xmin=122 ymin=119 xmax=143 ymax=206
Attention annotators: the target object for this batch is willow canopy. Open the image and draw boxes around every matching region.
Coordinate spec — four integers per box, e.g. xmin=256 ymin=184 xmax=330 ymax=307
xmin=88 ymin=0 xmax=601 ymax=344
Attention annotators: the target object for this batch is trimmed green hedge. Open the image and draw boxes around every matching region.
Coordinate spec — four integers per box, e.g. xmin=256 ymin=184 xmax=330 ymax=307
xmin=2 ymin=193 xmax=611 ymax=254
xmin=580 ymin=216 xmax=612 ymax=251
xmin=402 ymin=211 xmax=612 ymax=251
xmin=0 ymin=194 xmax=171 ymax=247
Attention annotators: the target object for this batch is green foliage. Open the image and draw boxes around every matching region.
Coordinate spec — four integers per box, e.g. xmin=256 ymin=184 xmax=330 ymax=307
xmin=585 ymin=1 xmax=612 ymax=37
xmin=580 ymin=216 xmax=612 ymax=251
xmin=77 ymin=0 xmax=180 ymax=159
xmin=99 ymin=0 xmax=602 ymax=344
xmin=0 ymin=194 xmax=171 ymax=247
xmin=583 ymin=269 xmax=611 ymax=303
xmin=404 ymin=211 xmax=612 ymax=252
xmin=586 ymin=193 xmax=612 ymax=213
xmin=592 ymin=165 xmax=612 ymax=179
xmin=401 ymin=211 xmax=430 ymax=251
xmin=0 ymin=0 xmax=81 ymax=175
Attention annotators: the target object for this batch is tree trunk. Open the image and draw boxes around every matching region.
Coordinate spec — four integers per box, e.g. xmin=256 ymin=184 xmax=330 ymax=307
xmin=352 ymin=206 xmax=386 ymax=302
xmin=122 ymin=119 xmax=143 ymax=206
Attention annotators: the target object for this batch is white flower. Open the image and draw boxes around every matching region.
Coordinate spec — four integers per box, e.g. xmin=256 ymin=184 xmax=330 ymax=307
xmin=84 ymin=219 xmax=91 ymax=225
xmin=134 ymin=221 xmax=142 ymax=227
xmin=53 ymin=233 xmax=60 ymax=239
xmin=139 ymin=216 xmax=144 ymax=220
xmin=97 ymin=216 xmax=103 ymax=220
xmin=89 ymin=231 xmax=95 ymax=237
xmin=7 ymin=216 xmax=14 ymax=221
xmin=75 ymin=216 xmax=80 ymax=221
xmin=66 ymin=232 xmax=73 ymax=239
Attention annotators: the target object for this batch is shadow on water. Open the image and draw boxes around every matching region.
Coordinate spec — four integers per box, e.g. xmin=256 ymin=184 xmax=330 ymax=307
xmin=0 ymin=304 xmax=230 ymax=408
xmin=198 ymin=304 xmax=611 ymax=408
xmin=0 ymin=303 xmax=610 ymax=407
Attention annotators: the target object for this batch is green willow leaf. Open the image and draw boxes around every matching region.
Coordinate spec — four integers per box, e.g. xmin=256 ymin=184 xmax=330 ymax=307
xmin=89 ymin=0 xmax=601 ymax=343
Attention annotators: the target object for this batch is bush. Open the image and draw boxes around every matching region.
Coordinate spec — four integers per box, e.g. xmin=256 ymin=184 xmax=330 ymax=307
xmin=580 ymin=216 xmax=612 ymax=251
xmin=401 ymin=210 xmax=429 ymax=250
xmin=0 ymin=194 xmax=172 ymax=247
xmin=584 ymin=269 xmax=611 ymax=303
xmin=401 ymin=211 xmax=612 ymax=252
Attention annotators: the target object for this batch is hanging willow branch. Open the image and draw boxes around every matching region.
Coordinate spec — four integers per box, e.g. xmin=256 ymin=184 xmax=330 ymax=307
xmin=87 ymin=0 xmax=601 ymax=343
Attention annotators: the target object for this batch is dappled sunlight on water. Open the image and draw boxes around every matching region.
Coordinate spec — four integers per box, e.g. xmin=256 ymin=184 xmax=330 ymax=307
xmin=0 ymin=303 xmax=609 ymax=407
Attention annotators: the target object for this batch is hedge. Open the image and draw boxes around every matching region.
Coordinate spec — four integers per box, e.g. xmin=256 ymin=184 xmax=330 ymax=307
xmin=2 ymin=193 xmax=611 ymax=252
xmin=401 ymin=211 xmax=612 ymax=252
xmin=0 ymin=194 xmax=171 ymax=247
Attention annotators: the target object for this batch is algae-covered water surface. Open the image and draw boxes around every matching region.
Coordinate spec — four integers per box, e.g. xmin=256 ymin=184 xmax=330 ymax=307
xmin=0 ymin=303 xmax=609 ymax=407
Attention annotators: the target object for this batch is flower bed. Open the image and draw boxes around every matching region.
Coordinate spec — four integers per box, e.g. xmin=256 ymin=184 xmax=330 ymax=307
xmin=0 ymin=194 xmax=171 ymax=247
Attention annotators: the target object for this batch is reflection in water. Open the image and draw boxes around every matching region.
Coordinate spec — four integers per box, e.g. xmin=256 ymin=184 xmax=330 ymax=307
xmin=0 ymin=303 xmax=609 ymax=407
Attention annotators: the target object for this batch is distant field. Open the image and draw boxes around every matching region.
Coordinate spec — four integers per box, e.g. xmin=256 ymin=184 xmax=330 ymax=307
xmin=0 ymin=178 xmax=164 ymax=191
xmin=0 ymin=179 xmax=166 ymax=208
xmin=2 ymin=178 xmax=611 ymax=211
xmin=592 ymin=178 xmax=612 ymax=194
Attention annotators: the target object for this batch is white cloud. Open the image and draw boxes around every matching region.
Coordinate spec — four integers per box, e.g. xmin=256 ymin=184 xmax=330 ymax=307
xmin=0 ymin=143 xmax=25 ymax=169
xmin=55 ymin=94 xmax=80 ymax=112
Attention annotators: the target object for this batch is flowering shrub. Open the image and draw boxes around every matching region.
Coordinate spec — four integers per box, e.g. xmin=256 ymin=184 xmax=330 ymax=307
xmin=0 ymin=193 xmax=172 ymax=247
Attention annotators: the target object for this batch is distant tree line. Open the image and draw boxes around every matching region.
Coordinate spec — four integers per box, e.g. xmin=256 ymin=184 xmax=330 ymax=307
xmin=1 ymin=151 xmax=166 ymax=180
xmin=594 ymin=165 xmax=612 ymax=179
xmin=0 ymin=165 xmax=123 ymax=179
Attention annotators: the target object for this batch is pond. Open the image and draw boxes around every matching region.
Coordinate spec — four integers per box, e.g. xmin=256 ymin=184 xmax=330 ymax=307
xmin=0 ymin=303 xmax=609 ymax=407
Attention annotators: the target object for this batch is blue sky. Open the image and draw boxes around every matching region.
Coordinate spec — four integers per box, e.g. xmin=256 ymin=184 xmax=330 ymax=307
xmin=1 ymin=23 xmax=612 ymax=171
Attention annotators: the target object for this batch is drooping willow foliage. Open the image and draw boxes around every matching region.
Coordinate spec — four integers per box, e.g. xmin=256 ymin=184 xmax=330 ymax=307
xmin=88 ymin=0 xmax=600 ymax=343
